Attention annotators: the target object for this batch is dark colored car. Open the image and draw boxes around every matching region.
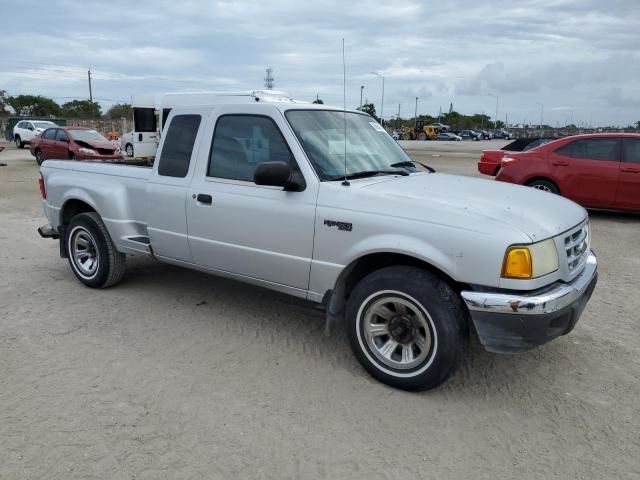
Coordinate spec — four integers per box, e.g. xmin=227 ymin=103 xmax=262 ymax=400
xmin=495 ymin=133 xmax=640 ymax=212
xmin=458 ymin=129 xmax=481 ymax=141
xmin=30 ymin=127 xmax=123 ymax=165
xmin=475 ymin=129 xmax=493 ymax=140
xmin=478 ymin=137 xmax=556 ymax=176
xmin=492 ymin=129 xmax=513 ymax=139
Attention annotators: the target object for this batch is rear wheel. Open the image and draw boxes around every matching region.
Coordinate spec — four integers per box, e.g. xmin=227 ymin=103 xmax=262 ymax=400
xmin=66 ymin=212 xmax=126 ymax=288
xmin=35 ymin=149 xmax=44 ymax=165
xmin=527 ymin=179 xmax=559 ymax=194
xmin=418 ymin=132 xmax=427 ymax=141
xmin=346 ymin=266 xmax=468 ymax=391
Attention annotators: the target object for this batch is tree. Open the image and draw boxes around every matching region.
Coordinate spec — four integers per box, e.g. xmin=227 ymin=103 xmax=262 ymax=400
xmin=61 ymin=100 xmax=102 ymax=118
xmin=312 ymin=98 xmax=324 ymax=104
xmin=0 ymin=90 xmax=9 ymax=113
xmin=8 ymin=95 xmax=61 ymax=117
xmin=635 ymin=120 xmax=640 ymax=130
xmin=105 ymin=103 xmax=132 ymax=119
xmin=357 ymin=102 xmax=377 ymax=121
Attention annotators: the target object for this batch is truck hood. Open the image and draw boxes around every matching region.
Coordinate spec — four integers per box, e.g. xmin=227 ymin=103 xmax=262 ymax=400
xmin=356 ymin=173 xmax=587 ymax=242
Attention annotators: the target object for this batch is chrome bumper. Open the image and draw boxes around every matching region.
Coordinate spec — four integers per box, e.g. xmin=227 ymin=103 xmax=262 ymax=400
xmin=461 ymin=252 xmax=597 ymax=316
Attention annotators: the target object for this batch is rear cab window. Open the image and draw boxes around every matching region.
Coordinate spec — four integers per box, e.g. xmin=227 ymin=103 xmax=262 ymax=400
xmin=157 ymin=115 xmax=201 ymax=178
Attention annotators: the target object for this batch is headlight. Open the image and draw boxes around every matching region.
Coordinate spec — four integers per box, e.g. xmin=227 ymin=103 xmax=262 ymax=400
xmin=78 ymin=147 xmax=97 ymax=155
xmin=502 ymin=238 xmax=559 ymax=279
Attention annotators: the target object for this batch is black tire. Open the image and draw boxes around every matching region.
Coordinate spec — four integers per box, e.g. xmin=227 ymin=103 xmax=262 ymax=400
xmin=65 ymin=212 xmax=126 ymax=288
xmin=15 ymin=136 xmax=24 ymax=148
xmin=346 ymin=266 xmax=468 ymax=391
xmin=35 ymin=149 xmax=44 ymax=165
xmin=527 ymin=179 xmax=559 ymax=195
xmin=418 ymin=132 xmax=427 ymax=141
xmin=125 ymin=143 xmax=134 ymax=157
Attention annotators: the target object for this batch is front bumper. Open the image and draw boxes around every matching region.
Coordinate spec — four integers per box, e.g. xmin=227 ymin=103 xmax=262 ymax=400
xmin=461 ymin=252 xmax=598 ymax=353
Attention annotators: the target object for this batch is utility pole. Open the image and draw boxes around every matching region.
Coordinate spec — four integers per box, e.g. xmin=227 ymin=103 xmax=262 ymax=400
xmin=488 ymin=93 xmax=498 ymax=129
xmin=88 ymin=69 xmax=93 ymax=103
xmin=537 ymin=102 xmax=544 ymax=130
xmin=397 ymin=103 xmax=401 ymax=129
xmin=360 ymin=85 xmax=364 ymax=109
xmin=371 ymin=72 xmax=384 ymax=125
xmin=414 ymin=97 xmax=418 ymax=129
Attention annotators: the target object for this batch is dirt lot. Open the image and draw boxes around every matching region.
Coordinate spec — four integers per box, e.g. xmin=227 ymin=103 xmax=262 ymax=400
xmin=1 ymin=140 xmax=639 ymax=479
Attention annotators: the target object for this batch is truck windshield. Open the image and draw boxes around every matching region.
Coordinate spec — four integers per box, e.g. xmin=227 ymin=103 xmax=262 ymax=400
xmin=285 ymin=110 xmax=427 ymax=181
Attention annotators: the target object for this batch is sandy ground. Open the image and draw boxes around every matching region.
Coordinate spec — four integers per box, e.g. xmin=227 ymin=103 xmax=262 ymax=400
xmin=1 ymin=140 xmax=639 ymax=479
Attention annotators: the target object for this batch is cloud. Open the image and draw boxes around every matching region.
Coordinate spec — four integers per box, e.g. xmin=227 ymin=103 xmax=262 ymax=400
xmin=0 ymin=0 xmax=638 ymax=125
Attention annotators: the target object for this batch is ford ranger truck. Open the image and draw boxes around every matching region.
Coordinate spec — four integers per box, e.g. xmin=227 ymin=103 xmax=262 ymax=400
xmin=37 ymin=97 xmax=598 ymax=391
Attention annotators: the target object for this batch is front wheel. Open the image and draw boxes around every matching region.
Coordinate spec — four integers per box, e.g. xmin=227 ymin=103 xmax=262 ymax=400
xmin=35 ymin=149 xmax=44 ymax=165
xmin=15 ymin=136 xmax=23 ymax=148
xmin=66 ymin=212 xmax=126 ymax=288
xmin=125 ymin=143 xmax=134 ymax=157
xmin=346 ymin=266 xmax=468 ymax=391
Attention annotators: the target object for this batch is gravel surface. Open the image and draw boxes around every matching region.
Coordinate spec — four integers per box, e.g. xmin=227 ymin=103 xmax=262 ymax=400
xmin=1 ymin=140 xmax=639 ymax=479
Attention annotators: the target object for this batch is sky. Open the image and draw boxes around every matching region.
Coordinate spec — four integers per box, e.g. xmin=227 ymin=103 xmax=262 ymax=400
xmin=1 ymin=0 xmax=639 ymax=127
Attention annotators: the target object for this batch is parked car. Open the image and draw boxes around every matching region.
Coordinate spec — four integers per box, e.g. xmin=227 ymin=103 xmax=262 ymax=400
xmin=435 ymin=132 xmax=462 ymax=141
xmin=30 ymin=127 xmax=122 ymax=165
xmin=475 ymin=130 xmax=493 ymax=140
xmin=13 ymin=120 xmax=58 ymax=148
xmin=121 ymin=131 xmax=135 ymax=157
xmin=459 ymin=130 xmax=481 ymax=141
xmin=478 ymin=137 xmax=556 ymax=176
xmin=492 ymin=129 xmax=513 ymax=139
xmin=391 ymin=130 xmax=402 ymax=141
xmin=496 ymin=133 xmax=640 ymax=212
xmin=37 ymin=100 xmax=597 ymax=391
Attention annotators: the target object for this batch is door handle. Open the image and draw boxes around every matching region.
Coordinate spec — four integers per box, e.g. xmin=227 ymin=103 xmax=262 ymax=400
xmin=621 ymin=167 xmax=640 ymax=173
xmin=195 ymin=193 xmax=213 ymax=204
xmin=552 ymin=160 xmax=569 ymax=166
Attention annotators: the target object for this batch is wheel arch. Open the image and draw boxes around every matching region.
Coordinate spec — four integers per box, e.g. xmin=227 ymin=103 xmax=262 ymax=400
xmin=524 ymin=176 xmax=561 ymax=194
xmin=323 ymin=251 xmax=467 ymax=335
xmin=58 ymin=198 xmax=99 ymax=257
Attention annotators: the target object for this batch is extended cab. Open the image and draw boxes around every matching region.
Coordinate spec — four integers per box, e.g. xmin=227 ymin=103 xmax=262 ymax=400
xmin=37 ymin=93 xmax=598 ymax=391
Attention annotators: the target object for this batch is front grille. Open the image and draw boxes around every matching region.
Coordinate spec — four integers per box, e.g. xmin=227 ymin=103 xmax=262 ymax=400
xmin=97 ymin=148 xmax=115 ymax=155
xmin=564 ymin=224 xmax=589 ymax=272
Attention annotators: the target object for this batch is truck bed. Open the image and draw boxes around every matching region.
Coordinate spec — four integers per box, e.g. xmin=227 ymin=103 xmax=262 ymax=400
xmin=41 ymin=159 xmax=154 ymax=257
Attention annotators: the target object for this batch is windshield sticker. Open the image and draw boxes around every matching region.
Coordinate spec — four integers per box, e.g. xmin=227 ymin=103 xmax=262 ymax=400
xmin=369 ymin=122 xmax=386 ymax=132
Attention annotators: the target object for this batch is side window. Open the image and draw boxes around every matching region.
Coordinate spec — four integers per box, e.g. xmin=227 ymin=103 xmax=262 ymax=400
xmin=208 ymin=115 xmax=294 ymax=182
xmin=555 ymin=138 xmax=619 ymax=161
xmin=55 ymin=129 xmax=68 ymax=142
xmin=43 ymin=129 xmax=57 ymax=140
xmin=157 ymin=114 xmax=201 ymax=178
xmin=17 ymin=122 xmax=25 ymax=129
xmin=622 ymin=138 xmax=640 ymax=164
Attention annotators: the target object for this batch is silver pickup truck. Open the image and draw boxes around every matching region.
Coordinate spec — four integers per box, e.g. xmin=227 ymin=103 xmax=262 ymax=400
xmin=37 ymin=98 xmax=597 ymax=390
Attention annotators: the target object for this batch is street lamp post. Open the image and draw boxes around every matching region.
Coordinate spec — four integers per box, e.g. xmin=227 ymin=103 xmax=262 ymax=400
xmin=537 ymin=102 xmax=544 ymax=130
xmin=414 ymin=97 xmax=418 ymax=129
xmin=488 ymin=93 xmax=499 ymax=129
xmin=371 ymin=71 xmax=384 ymax=125
xmin=360 ymin=85 xmax=364 ymax=109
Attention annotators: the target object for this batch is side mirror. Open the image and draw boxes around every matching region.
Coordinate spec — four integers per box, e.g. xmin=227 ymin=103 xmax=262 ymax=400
xmin=254 ymin=161 xmax=305 ymax=191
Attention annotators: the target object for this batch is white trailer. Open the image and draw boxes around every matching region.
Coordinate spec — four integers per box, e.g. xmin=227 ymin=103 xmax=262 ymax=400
xmin=130 ymin=90 xmax=296 ymax=159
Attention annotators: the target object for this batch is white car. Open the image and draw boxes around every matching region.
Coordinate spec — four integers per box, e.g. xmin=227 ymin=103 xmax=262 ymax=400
xmin=13 ymin=120 xmax=58 ymax=148
xmin=120 ymin=131 xmax=135 ymax=157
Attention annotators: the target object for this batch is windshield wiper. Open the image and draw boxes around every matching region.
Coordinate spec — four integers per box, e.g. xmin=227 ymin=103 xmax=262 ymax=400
xmin=341 ymin=169 xmax=410 ymax=180
xmin=389 ymin=160 xmax=436 ymax=173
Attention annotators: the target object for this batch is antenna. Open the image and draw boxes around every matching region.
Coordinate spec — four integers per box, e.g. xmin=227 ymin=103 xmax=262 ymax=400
xmin=342 ymin=38 xmax=350 ymax=187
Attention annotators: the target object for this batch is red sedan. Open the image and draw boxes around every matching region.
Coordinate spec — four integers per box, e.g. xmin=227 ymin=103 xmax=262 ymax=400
xmin=30 ymin=127 xmax=122 ymax=165
xmin=496 ymin=133 xmax=640 ymax=212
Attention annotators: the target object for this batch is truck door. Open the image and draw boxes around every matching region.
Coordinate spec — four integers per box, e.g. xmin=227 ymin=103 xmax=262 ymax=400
xmin=132 ymin=107 xmax=160 ymax=158
xmin=186 ymin=105 xmax=317 ymax=291
xmin=146 ymin=112 xmax=206 ymax=262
